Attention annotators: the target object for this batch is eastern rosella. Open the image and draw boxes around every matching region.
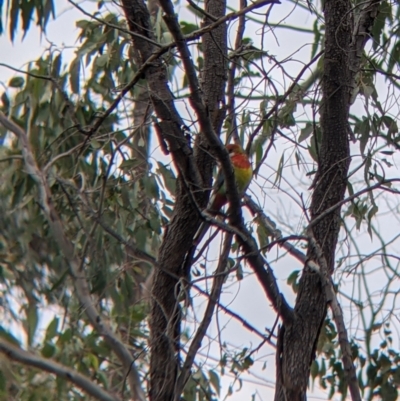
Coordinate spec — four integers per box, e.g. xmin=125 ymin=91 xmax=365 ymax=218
xmin=182 ymin=143 xmax=252 ymax=306
xmin=208 ymin=143 xmax=253 ymax=214
xmin=194 ymin=143 xmax=253 ymax=246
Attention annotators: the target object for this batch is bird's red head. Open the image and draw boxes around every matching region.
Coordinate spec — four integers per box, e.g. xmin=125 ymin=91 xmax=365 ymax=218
xmin=226 ymin=143 xmax=244 ymax=156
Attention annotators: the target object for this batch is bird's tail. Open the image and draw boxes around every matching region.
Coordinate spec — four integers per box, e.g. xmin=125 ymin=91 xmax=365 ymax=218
xmin=181 ymin=220 xmax=213 ymax=307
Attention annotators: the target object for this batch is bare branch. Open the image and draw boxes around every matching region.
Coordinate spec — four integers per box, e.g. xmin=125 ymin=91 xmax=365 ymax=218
xmin=193 ymin=284 xmax=275 ymax=344
xmin=186 ymin=0 xmax=218 ymax=21
xmin=245 ymin=196 xmax=308 ymax=265
xmin=307 ymin=234 xmax=362 ymax=401
xmin=174 ymin=234 xmax=233 ymax=400
xmin=0 ymin=339 xmax=121 ymax=401
xmin=246 ymin=50 xmax=323 ymax=158
xmin=308 ymin=178 xmax=400 ymax=230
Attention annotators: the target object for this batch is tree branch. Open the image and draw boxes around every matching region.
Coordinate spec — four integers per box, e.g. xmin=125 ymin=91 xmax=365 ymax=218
xmin=0 ymin=339 xmax=121 ymax=401
xmin=174 ymin=233 xmax=233 ymax=400
xmin=82 ymin=0 xmax=281 ymax=141
xmin=159 ymin=0 xmax=243 ymax=223
xmin=246 ymin=50 xmax=323 ymax=157
xmin=348 ymin=0 xmax=382 ymax=104
xmin=246 ymin=192 xmax=364 ymax=401
xmin=307 ymin=234 xmax=362 ymax=401
xmin=193 ymin=283 xmax=275 ymax=344
xmin=308 ymin=178 xmax=400 ymax=230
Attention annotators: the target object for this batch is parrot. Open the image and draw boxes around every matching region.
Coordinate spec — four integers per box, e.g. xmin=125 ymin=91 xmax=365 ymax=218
xmin=181 ymin=143 xmax=253 ymax=306
xmin=193 ymin=143 xmax=253 ymax=247
xmin=208 ymin=143 xmax=253 ymax=215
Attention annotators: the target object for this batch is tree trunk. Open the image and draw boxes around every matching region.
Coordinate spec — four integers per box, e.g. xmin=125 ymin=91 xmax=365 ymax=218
xmin=274 ymin=0 xmax=352 ymax=399
xmin=121 ymin=0 xmax=227 ymax=400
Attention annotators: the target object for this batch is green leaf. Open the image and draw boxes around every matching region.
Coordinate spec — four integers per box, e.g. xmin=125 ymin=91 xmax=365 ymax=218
xmin=9 ymin=0 xmax=19 ymax=41
xmin=43 ymin=0 xmax=56 ymax=26
xmin=149 ymin=215 xmax=161 ymax=234
xmin=52 ymin=53 xmax=62 ymax=77
xmin=308 ymin=142 xmax=318 ymax=162
xmin=236 ymin=262 xmax=243 ymax=281
xmin=371 ymin=1 xmax=391 ymax=50
xmin=208 ymin=370 xmax=220 ymax=396
xmin=273 ymin=153 xmax=285 ymax=187
xmin=255 ymin=141 xmax=263 ymax=168
xmin=311 ymin=360 xmax=319 ymax=380
xmin=95 ymin=54 xmax=109 ymax=68
xmin=367 ymin=204 xmax=378 ymax=238
xmin=69 ymin=57 xmax=81 ymax=94
xmin=97 ymin=371 xmax=109 ymax=389
xmin=0 ymin=1 xmax=3 ymax=35
xmin=59 ymin=328 xmax=72 ymax=343
xmin=287 ymin=270 xmax=300 ymax=293
xmin=256 ymin=222 xmax=269 ymax=253
xmin=11 ymin=177 xmax=26 ymax=207
xmin=382 ymin=115 xmax=398 ymax=136
xmin=119 ymin=158 xmax=142 ymax=171
xmin=299 ymin=123 xmax=313 ymax=143
xmin=21 ymin=0 xmax=35 ymax=35
xmin=358 ymin=117 xmax=370 ymax=156
xmin=242 ymin=356 xmax=253 ymax=369
xmin=25 ymin=303 xmax=38 ymax=347
xmin=144 ymin=174 xmax=160 ymax=199
xmin=45 ymin=317 xmax=59 ymax=341
xmin=157 ymin=162 xmax=176 ymax=195
xmin=86 ymin=353 xmax=99 ymax=371
xmin=8 ymin=77 xmax=25 ymax=88
xmin=380 ymin=382 xmax=398 ymax=401
xmin=311 ymin=19 xmax=322 ymax=58
xmin=1 ymin=92 xmax=10 ymax=110
xmin=180 ymin=21 xmax=199 ymax=35
xmin=41 ymin=342 xmax=56 ymax=358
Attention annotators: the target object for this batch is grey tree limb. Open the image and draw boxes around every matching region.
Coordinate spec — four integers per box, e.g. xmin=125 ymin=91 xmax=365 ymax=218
xmin=0 ymin=339 xmax=122 ymax=401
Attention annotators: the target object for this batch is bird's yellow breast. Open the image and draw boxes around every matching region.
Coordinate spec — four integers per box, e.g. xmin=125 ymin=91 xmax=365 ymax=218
xmin=235 ymin=166 xmax=253 ymax=193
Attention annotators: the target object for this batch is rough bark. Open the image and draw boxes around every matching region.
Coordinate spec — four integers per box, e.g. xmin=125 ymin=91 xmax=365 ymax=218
xmin=121 ymin=3 xmax=202 ymax=401
xmin=274 ymin=0 xmax=382 ymax=399
xmin=201 ymin=0 xmax=227 ymax=133
xmin=275 ymin=0 xmax=352 ymax=399
xmin=121 ymin=0 xmax=227 ymax=400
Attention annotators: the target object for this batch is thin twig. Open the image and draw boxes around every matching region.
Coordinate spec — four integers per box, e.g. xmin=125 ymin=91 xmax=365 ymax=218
xmin=193 ymin=284 xmax=275 ymax=344
xmin=308 ymin=178 xmax=400 ymax=230
xmin=246 ymin=50 xmax=324 ymax=156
